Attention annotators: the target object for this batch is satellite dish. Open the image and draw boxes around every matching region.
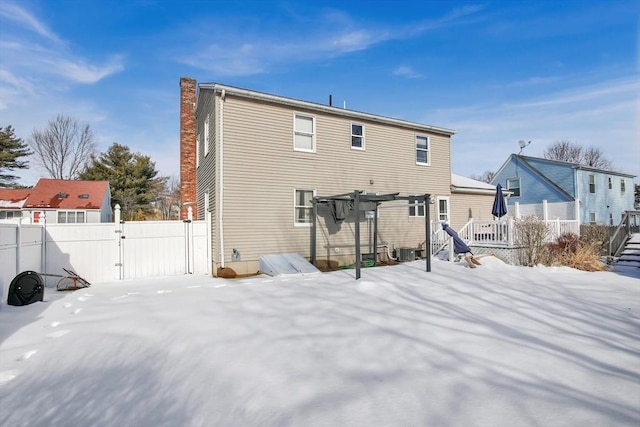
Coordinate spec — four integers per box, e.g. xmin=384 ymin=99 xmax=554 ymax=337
xmin=518 ymin=140 xmax=531 ymax=153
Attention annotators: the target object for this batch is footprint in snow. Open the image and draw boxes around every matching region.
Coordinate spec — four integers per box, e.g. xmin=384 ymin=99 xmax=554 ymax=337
xmin=63 ymin=302 xmax=73 ymax=308
xmin=71 ymin=308 xmax=81 ymax=315
xmin=157 ymin=290 xmax=173 ymax=294
xmin=46 ymin=329 xmax=70 ymax=339
xmin=17 ymin=350 xmax=38 ymax=361
xmin=50 ymin=321 xmax=60 ymax=328
xmin=77 ymin=296 xmax=88 ymax=302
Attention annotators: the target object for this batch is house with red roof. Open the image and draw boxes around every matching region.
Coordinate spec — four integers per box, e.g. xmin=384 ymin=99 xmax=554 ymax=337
xmin=0 ymin=179 xmax=112 ymax=223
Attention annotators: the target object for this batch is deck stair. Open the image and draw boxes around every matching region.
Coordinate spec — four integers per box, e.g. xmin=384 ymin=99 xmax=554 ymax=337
xmin=613 ymin=233 xmax=640 ymax=270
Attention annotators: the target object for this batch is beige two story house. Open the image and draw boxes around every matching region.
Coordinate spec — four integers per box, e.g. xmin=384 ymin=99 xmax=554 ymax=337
xmin=180 ymin=78 xmax=475 ymax=276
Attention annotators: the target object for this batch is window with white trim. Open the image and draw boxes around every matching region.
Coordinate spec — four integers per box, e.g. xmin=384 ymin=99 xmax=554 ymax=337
xmin=0 ymin=211 xmax=22 ymax=219
xmin=609 ymin=213 xmax=614 ymax=226
xmin=351 ymin=123 xmax=364 ymax=149
xmin=196 ymin=132 xmax=201 ymax=167
xmin=408 ymin=196 xmax=425 ymax=217
xmin=416 ymin=135 xmax=430 ymax=165
xmin=294 ymin=189 xmax=314 ymax=225
xmin=621 ymin=179 xmax=626 ymax=194
xmin=437 ymin=197 xmax=450 ymax=222
xmin=589 ymin=175 xmax=595 ymax=193
xmin=507 ymin=178 xmax=520 ymax=197
xmin=58 ymin=211 xmax=85 ymax=224
xmin=608 ymin=177 xmax=612 ymax=190
xmin=204 ymin=114 xmax=210 ymax=156
xmin=589 ymin=211 xmax=596 ymax=224
xmin=294 ymin=114 xmax=315 ymax=152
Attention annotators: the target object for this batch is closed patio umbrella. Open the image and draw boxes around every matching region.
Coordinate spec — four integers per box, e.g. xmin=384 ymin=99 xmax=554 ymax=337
xmin=492 ymin=183 xmax=508 ymax=219
xmin=442 ymin=223 xmax=472 ymax=255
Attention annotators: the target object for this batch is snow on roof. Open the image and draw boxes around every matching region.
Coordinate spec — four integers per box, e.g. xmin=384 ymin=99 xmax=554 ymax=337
xmin=451 ymin=173 xmax=496 ymax=191
xmin=0 ymin=188 xmax=30 ymax=209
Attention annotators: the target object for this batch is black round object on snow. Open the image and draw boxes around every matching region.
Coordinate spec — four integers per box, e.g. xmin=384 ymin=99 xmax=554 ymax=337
xmin=7 ymin=271 xmax=44 ymax=306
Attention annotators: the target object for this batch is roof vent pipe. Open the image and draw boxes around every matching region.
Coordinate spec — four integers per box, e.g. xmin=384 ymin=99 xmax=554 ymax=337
xmin=329 ymin=95 xmax=332 ymax=106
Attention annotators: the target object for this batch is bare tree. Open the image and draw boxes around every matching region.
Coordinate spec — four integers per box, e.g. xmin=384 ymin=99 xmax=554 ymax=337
xmin=581 ymin=146 xmax=612 ymax=170
xmin=29 ymin=115 xmax=97 ymax=179
xmin=542 ymin=140 xmax=583 ymax=163
xmin=470 ymin=170 xmax=496 ymax=184
xmin=542 ymin=140 xmax=613 ymax=170
xmin=155 ymin=176 xmax=181 ymax=220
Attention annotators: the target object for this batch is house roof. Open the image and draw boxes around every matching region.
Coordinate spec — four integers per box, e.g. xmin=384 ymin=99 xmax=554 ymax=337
xmin=451 ymin=173 xmax=511 ymax=196
xmin=515 ymin=154 xmax=635 ymax=178
xmin=0 ymin=188 xmax=31 ymax=209
xmin=21 ymin=179 xmax=110 ymax=210
xmin=451 ymin=174 xmax=496 ymax=191
xmin=198 ymin=82 xmax=456 ymax=137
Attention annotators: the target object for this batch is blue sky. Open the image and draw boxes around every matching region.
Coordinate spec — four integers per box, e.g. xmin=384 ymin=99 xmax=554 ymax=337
xmin=1 ymin=0 xmax=638 ymax=186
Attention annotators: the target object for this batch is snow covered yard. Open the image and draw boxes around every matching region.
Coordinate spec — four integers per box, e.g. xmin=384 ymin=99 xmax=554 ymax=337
xmin=1 ymin=257 xmax=638 ymax=427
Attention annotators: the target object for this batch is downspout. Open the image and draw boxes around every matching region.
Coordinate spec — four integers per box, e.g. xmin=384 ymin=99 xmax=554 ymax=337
xmin=219 ymin=89 xmax=226 ymax=268
xmin=574 ymin=167 xmax=580 ymax=224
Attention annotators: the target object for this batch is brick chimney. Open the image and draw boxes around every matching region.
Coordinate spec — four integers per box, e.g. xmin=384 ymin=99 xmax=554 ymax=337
xmin=180 ymin=77 xmax=197 ymax=220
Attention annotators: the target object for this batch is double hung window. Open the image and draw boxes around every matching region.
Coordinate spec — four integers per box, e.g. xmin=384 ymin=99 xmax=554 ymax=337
xmin=294 ymin=189 xmax=314 ymax=225
xmin=351 ymin=123 xmax=364 ymax=149
xmin=294 ymin=114 xmax=315 ymax=152
xmin=416 ymin=135 xmax=430 ymax=165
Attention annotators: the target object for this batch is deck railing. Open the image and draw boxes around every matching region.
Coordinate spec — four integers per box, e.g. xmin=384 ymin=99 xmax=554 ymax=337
xmin=609 ymin=210 xmax=640 ymax=257
xmin=431 ymin=217 xmax=583 ymax=258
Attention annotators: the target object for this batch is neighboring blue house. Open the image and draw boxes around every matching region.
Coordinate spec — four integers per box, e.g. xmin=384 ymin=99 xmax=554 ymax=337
xmin=491 ymin=154 xmax=636 ymax=225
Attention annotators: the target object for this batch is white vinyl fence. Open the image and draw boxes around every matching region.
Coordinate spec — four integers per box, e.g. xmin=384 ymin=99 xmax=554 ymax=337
xmin=512 ymin=199 xmax=580 ymax=237
xmin=1 ymin=214 xmax=210 ymax=303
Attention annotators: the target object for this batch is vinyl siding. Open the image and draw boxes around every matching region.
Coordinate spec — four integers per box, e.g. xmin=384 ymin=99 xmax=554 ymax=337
xmin=492 ymin=155 xmax=636 ymax=225
xmin=195 ymin=90 xmax=218 ymax=262
xmin=210 ymin=94 xmax=451 ymax=263
xmin=576 ymin=170 xmax=635 ymax=224
xmin=493 ymin=158 xmax=572 ymax=205
xmin=450 ymin=192 xmax=496 ymax=231
xmin=526 ymin=158 xmax=575 ymax=195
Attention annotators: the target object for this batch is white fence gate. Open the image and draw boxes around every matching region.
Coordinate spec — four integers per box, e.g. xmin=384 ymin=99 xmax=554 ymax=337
xmin=1 ymin=218 xmax=210 ymax=303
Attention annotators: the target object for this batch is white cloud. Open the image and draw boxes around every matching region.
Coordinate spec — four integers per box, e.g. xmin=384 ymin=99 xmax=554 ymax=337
xmin=392 ymin=66 xmax=423 ymax=79
xmin=178 ymin=5 xmax=484 ymax=76
xmin=0 ymin=1 xmax=61 ymax=43
xmin=0 ymin=2 xmax=124 ymax=112
xmin=44 ymin=56 xmax=125 ymax=84
xmin=431 ymin=77 xmax=640 ymax=181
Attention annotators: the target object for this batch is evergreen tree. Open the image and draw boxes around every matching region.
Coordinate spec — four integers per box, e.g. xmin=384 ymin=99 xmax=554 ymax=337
xmin=79 ymin=143 xmax=166 ymax=220
xmin=0 ymin=125 xmax=32 ymax=187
